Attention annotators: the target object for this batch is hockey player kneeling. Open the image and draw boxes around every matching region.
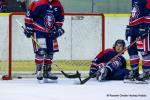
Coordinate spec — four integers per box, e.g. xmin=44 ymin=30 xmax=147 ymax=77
xmin=89 ymin=39 xmax=129 ymax=82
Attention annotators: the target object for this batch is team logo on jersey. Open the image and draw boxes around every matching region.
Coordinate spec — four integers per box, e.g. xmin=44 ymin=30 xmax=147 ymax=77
xmin=130 ymin=5 xmax=140 ymax=21
xmin=44 ymin=13 xmax=55 ymax=30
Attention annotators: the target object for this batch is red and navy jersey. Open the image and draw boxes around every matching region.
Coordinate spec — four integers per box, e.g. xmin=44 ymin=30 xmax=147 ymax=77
xmin=92 ymin=48 xmax=117 ymax=63
xmin=25 ymin=0 xmax=64 ymax=33
xmin=129 ymin=0 xmax=150 ymax=26
xmin=92 ymin=48 xmax=126 ymax=69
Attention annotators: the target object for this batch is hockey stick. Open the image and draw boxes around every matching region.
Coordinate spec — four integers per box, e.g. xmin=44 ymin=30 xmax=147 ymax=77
xmin=15 ymin=19 xmax=42 ymax=48
xmin=54 ymin=64 xmax=81 ymax=79
xmin=79 ymin=39 xmax=138 ymax=85
xmin=16 ymin=19 xmax=81 ymax=79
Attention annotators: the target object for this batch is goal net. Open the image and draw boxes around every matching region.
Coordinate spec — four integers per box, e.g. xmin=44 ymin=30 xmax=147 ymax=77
xmin=0 ymin=12 xmax=105 ymax=80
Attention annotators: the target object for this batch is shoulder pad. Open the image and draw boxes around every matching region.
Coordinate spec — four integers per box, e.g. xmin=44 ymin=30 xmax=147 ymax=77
xmin=29 ymin=0 xmax=48 ymax=11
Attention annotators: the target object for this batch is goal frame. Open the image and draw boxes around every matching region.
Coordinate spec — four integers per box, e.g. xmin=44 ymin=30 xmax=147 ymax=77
xmin=2 ymin=12 xmax=105 ymax=80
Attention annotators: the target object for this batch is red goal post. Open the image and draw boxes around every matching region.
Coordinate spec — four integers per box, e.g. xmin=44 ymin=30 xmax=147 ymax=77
xmin=1 ymin=12 xmax=105 ymax=80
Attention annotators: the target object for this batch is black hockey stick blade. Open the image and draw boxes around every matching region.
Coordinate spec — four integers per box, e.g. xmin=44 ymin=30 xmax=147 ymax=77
xmin=60 ymin=70 xmax=81 ymax=78
xmin=54 ymin=64 xmax=81 ymax=78
xmin=79 ymin=70 xmax=98 ymax=85
xmin=80 ymin=76 xmax=92 ymax=85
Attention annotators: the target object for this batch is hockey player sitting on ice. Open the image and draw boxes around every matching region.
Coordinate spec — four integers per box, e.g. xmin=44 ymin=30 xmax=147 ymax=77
xmin=24 ymin=0 xmax=64 ymax=81
xmin=89 ymin=39 xmax=129 ymax=81
xmin=124 ymin=0 xmax=150 ymax=83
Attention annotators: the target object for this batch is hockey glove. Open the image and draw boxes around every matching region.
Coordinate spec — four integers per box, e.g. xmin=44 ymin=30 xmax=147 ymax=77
xmin=51 ymin=26 xmax=65 ymax=39
xmin=97 ymin=63 xmax=106 ymax=69
xmin=24 ymin=27 xmax=34 ymax=38
xmin=139 ymin=26 xmax=148 ymax=39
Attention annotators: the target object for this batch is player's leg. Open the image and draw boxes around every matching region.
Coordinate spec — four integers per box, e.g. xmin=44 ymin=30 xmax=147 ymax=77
xmin=42 ymin=37 xmax=59 ymax=80
xmin=141 ymin=34 xmax=150 ymax=80
xmin=43 ymin=53 xmax=58 ymax=80
xmin=112 ymin=69 xmax=129 ymax=80
xmin=96 ymin=59 xmax=122 ymax=81
xmin=32 ymin=33 xmax=47 ymax=80
xmin=135 ymin=25 xmax=150 ymax=83
xmin=139 ymin=52 xmax=150 ymax=80
xmin=125 ymin=25 xmax=142 ymax=80
xmin=124 ymin=36 xmax=140 ymax=80
xmin=35 ymin=49 xmax=45 ymax=80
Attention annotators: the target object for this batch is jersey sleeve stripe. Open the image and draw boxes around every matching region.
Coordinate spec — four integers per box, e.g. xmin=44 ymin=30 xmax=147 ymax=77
xmin=25 ymin=17 xmax=33 ymax=24
xmin=129 ymin=17 xmax=144 ymax=26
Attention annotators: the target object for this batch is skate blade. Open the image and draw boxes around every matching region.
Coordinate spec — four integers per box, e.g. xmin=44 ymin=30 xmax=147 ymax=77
xmin=135 ymin=80 xmax=149 ymax=84
xmin=43 ymin=78 xmax=58 ymax=83
xmin=124 ymin=79 xmax=149 ymax=84
xmin=123 ymin=79 xmax=136 ymax=84
xmin=37 ymin=79 xmax=43 ymax=84
xmin=98 ymin=80 xmax=108 ymax=82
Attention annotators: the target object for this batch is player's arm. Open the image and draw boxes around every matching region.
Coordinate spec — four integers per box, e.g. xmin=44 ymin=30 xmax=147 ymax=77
xmin=51 ymin=0 xmax=65 ymax=39
xmin=89 ymin=50 xmax=105 ymax=77
xmin=126 ymin=24 xmax=148 ymax=42
xmin=24 ymin=3 xmax=35 ymax=38
xmin=24 ymin=1 xmax=42 ymax=38
xmin=109 ymin=56 xmax=127 ymax=69
xmin=91 ymin=49 xmax=112 ymax=68
xmin=24 ymin=9 xmax=34 ymax=38
xmin=55 ymin=0 xmax=64 ymax=26
xmin=89 ymin=49 xmax=112 ymax=77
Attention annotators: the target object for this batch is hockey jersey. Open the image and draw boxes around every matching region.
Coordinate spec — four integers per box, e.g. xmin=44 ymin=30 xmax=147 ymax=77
xmin=91 ymin=48 xmax=126 ymax=69
xmin=24 ymin=0 xmax=64 ymax=52
xmin=25 ymin=0 xmax=64 ymax=33
xmin=129 ymin=0 xmax=150 ymax=26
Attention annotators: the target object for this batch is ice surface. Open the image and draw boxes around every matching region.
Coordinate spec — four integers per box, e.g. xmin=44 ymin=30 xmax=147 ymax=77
xmin=0 ymin=78 xmax=149 ymax=100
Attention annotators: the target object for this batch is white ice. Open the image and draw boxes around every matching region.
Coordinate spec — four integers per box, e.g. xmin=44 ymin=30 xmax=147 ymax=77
xmin=0 ymin=78 xmax=149 ymax=100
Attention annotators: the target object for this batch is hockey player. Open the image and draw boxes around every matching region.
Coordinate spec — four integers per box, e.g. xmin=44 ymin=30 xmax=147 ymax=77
xmin=89 ymin=39 xmax=129 ymax=81
xmin=17 ymin=0 xmax=27 ymax=12
xmin=24 ymin=0 xmax=64 ymax=81
xmin=125 ymin=0 xmax=150 ymax=82
xmin=0 ymin=0 xmax=7 ymax=12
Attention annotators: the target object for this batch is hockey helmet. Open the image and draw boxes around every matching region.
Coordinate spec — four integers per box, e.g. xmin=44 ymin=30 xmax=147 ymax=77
xmin=113 ymin=39 xmax=126 ymax=48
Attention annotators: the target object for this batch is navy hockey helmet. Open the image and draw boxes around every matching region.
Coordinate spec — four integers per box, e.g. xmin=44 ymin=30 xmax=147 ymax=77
xmin=113 ymin=39 xmax=126 ymax=48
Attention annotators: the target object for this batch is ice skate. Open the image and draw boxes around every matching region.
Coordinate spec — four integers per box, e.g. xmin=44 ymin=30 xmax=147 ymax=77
xmin=96 ymin=67 xmax=108 ymax=82
xmin=36 ymin=71 xmax=43 ymax=83
xmin=124 ymin=70 xmax=139 ymax=83
xmin=43 ymin=71 xmax=58 ymax=80
xmin=135 ymin=72 xmax=149 ymax=84
xmin=36 ymin=71 xmax=43 ymax=80
xmin=43 ymin=65 xmax=58 ymax=80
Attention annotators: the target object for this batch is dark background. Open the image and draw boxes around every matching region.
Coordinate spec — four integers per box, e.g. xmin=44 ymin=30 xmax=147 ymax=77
xmin=2 ymin=0 xmax=131 ymax=13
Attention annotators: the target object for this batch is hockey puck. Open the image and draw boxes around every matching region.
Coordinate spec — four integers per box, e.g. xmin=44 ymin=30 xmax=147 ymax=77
xmin=17 ymin=76 xmax=22 ymax=79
